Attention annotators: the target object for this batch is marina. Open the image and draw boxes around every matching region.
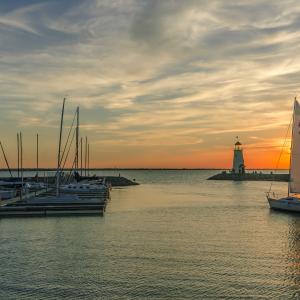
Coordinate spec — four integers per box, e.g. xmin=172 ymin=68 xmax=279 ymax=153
xmin=1 ymin=1 xmax=300 ymax=298
xmin=0 ymin=99 xmax=113 ymax=217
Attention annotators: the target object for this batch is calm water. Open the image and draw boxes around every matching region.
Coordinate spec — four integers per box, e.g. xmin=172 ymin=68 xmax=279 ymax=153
xmin=0 ymin=170 xmax=299 ymax=299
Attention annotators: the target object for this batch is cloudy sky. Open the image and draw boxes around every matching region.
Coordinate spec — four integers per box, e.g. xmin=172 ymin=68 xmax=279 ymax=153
xmin=0 ymin=0 xmax=298 ymax=168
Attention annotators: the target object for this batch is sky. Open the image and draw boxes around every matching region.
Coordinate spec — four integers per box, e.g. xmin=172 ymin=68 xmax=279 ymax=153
xmin=0 ymin=0 xmax=299 ymax=169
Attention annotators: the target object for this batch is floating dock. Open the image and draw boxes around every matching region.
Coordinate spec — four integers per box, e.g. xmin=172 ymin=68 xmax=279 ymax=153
xmin=0 ymin=187 xmax=109 ymax=217
xmin=0 ymin=174 xmax=138 ymax=217
xmin=0 ymin=203 xmax=105 ymax=217
xmin=207 ymin=171 xmax=289 ymax=182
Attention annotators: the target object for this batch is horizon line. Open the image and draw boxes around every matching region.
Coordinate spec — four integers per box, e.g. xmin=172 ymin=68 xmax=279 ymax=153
xmin=0 ymin=168 xmax=289 ymax=171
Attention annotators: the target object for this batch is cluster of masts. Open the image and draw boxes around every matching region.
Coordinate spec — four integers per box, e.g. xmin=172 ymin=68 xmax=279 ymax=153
xmin=0 ymin=98 xmax=110 ymax=216
xmin=0 ymin=98 xmax=92 ymax=189
xmin=56 ymin=98 xmax=91 ymax=195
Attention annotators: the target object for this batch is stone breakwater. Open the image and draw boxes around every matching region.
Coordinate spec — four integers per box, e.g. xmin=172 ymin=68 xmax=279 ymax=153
xmin=102 ymin=176 xmax=139 ymax=187
xmin=0 ymin=176 xmax=139 ymax=187
xmin=207 ymin=172 xmax=289 ymax=182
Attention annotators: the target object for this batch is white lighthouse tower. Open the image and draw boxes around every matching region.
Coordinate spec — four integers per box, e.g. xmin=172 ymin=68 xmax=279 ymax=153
xmin=232 ymin=137 xmax=245 ymax=174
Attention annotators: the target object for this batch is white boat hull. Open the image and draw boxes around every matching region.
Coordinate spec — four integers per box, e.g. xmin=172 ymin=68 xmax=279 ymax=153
xmin=268 ymin=197 xmax=300 ymax=212
xmin=0 ymin=190 xmax=17 ymax=200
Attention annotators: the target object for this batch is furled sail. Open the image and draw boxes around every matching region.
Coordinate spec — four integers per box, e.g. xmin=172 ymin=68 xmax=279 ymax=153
xmin=289 ymin=100 xmax=300 ymax=193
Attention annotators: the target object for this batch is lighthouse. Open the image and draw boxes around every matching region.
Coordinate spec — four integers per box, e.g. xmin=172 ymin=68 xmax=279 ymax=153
xmin=232 ymin=138 xmax=245 ymax=174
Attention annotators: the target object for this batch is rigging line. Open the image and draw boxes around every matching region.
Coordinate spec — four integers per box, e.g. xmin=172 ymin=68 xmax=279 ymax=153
xmin=65 ymin=157 xmax=76 ymax=184
xmin=0 ymin=141 xmax=12 ymax=177
xmin=61 ymin=128 xmax=76 ymax=172
xmin=60 ymin=108 xmax=77 ymax=166
xmin=268 ymin=114 xmax=293 ymax=194
xmin=61 ymin=156 xmax=76 ymax=185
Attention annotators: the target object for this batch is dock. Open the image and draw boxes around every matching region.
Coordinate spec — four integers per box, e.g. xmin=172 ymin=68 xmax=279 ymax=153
xmin=0 ymin=187 xmax=109 ymax=217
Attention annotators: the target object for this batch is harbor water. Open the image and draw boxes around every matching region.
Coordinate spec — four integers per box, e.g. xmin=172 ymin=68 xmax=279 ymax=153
xmin=0 ymin=170 xmax=299 ymax=299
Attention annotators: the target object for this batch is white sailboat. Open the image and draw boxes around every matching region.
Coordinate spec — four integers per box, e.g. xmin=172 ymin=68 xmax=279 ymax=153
xmin=267 ymin=99 xmax=300 ymax=212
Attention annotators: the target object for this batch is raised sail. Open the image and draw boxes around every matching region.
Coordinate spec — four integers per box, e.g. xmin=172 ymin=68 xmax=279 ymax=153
xmin=289 ymin=100 xmax=300 ymax=194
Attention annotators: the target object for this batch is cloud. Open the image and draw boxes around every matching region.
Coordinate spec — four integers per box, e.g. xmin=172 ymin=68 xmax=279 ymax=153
xmin=0 ymin=3 xmax=45 ymax=35
xmin=1 ymin=0 xmax=300 ymax=167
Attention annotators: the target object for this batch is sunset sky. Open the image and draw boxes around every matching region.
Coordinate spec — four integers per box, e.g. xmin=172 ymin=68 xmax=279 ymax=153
xmin=0 ymin=0 xmax=298 ymax=168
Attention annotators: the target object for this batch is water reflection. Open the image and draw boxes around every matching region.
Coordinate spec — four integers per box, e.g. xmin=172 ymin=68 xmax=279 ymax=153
xmin=0 ymin=170 xmax=298 ymax=299
xmin=286 ymin=216 xmax=300 ymax=297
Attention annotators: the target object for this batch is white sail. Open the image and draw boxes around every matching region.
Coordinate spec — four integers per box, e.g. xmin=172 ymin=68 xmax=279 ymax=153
xmin=289 ymin=100 xmax=300 ymax=193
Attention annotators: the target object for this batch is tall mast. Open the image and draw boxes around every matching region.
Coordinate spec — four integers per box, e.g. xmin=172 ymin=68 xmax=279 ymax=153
xmin=56 ymin=98 xmax=66 ymax=196
xmin=75 ymin=106 xmax=79 ymax=172
xmin=85 ymin=136 xmax=87 ymax=176
xmin=88 ymin=142 xmax=90 ymax=176
xmin=288 ymin=98 xmax=297 ymax=196
xmin=80 ymin=137 xmax=83 ymax=176
xmin=36 ymin=133 xmax=39 ymax=182
xmin=20 ymin=132 xmax=23 ymax=201
xmin=17 ymin=133 xmax=20 ymax=178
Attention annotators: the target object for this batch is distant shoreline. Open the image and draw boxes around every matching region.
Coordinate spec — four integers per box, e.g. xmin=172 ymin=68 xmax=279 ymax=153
xmin=0 ymin=168 xmax=289 ymax=171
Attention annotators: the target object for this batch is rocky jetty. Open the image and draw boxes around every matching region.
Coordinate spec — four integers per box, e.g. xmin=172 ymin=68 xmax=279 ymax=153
xmin=207 ymin=171 xmax=289 ymax=182
xmin=103 ymin=176 xmax=139 ymax=187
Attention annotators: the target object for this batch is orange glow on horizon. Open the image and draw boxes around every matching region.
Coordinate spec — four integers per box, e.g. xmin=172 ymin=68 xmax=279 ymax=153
xmin=1 ymin=141 xmax=290 ymax=170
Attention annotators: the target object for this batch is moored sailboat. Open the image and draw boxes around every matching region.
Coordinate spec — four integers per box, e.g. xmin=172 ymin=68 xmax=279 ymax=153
xmin=0 ymin=98 xmax=108 ymax=216
xmin=267 ymin=99 xmax=300 ymax=212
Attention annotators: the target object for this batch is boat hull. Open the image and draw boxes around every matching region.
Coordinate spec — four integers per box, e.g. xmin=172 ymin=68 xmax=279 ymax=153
xmin=0 ymin=190 xmax=17 ymax=200
xmin=268 ymin=197 xmax=300 ymax=212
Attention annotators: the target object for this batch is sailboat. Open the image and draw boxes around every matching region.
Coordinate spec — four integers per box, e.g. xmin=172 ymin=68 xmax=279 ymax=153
xmin=0 ymin=99 xmax=106 ymax=216
xmin=267 ymin=99 xmax=300 ymax=212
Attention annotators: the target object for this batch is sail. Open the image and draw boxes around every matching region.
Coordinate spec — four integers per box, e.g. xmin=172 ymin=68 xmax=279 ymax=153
xmin=289 ymin=100 xmax=300 ymax=193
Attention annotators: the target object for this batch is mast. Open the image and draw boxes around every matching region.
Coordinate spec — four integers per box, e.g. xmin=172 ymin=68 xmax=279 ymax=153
xmin=17 ymin=133 xmax=20 ymax=178
xmin=20 ymin=132 xmax=23 ymax=201
xmin=80 ymin=137 xmax=83 ymax=176
xmin=85 ymin=136 xmax=87 ymax=176
xmin=56 ymin=98 xmax=66 ymax=196
xmin=36 ymin=133 xmax=39 ymax=182
xmin=75 ymin=106 xmax=79 ymax=172
xmin=88 ymin=142 xmax=90 ymax=177
xmin=288 ymin=98 xmax=297 ymax=196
